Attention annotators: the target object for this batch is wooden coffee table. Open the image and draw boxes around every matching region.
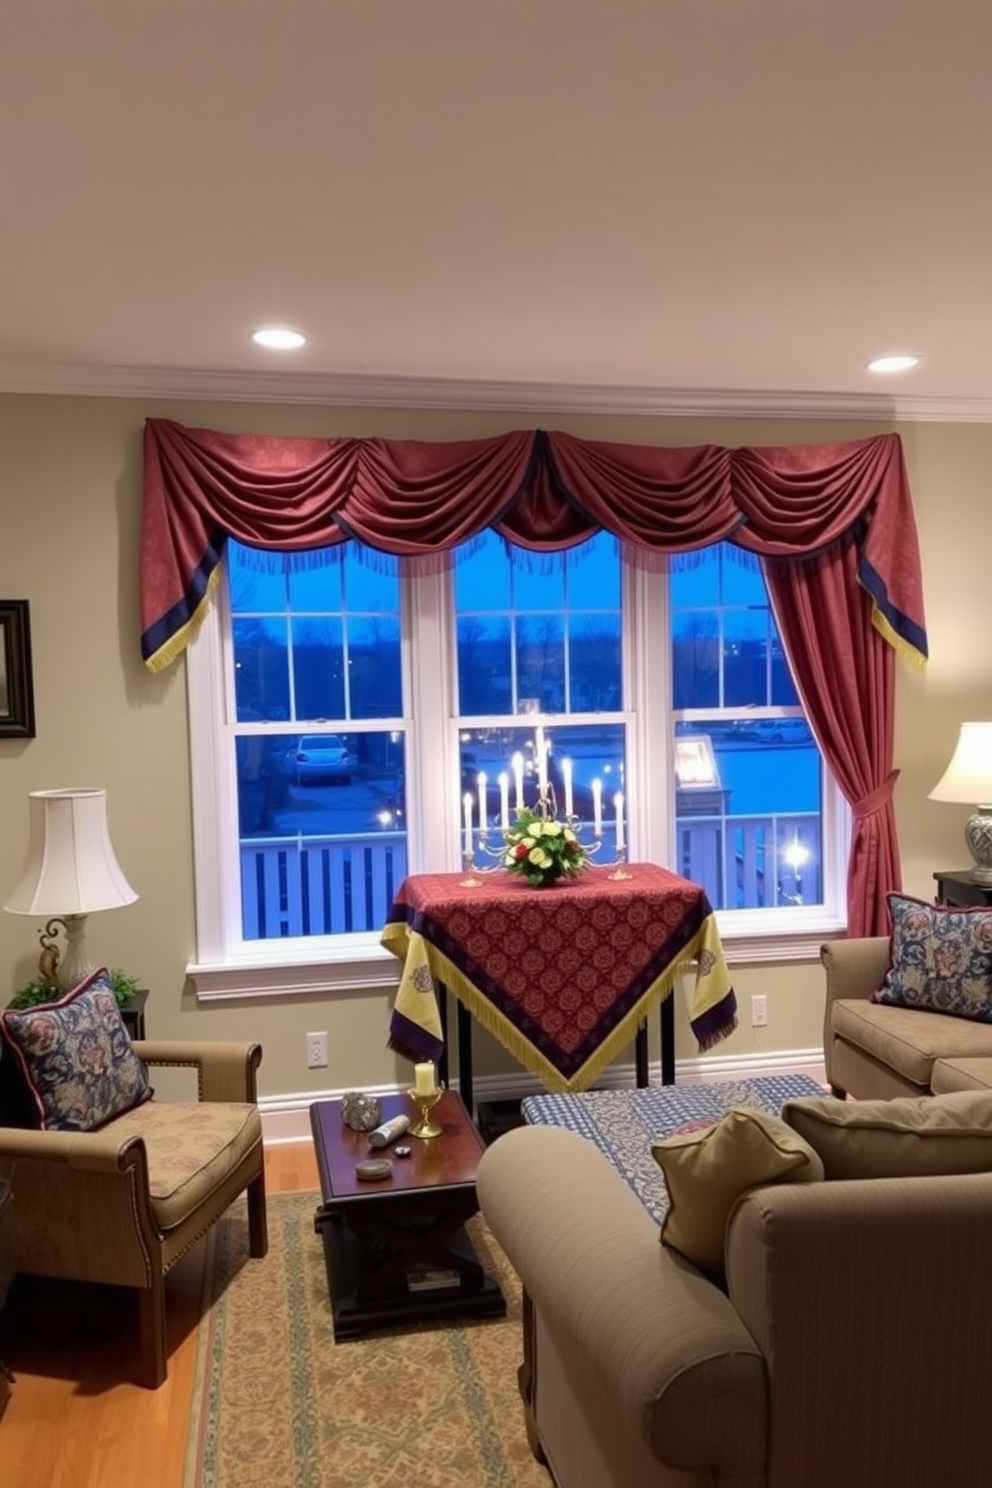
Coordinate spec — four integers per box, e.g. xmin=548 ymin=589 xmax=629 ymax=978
xmin=310 ymin=1089 xmax=506 ymax=1340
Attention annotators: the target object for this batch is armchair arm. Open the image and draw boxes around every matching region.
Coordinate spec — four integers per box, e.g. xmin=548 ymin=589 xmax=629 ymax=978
xmin=477 ymin=1125 xmax=766 ymax=1478
xmin=132 ymin=1040 xmax=262 ymax=1103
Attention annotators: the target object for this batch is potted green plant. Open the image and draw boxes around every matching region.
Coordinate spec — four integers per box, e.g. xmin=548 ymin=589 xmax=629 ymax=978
xmin=8 ymin=968 xmax=141 ymax=1012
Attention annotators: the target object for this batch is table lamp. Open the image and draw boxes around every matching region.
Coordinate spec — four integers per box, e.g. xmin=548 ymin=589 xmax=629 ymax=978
xmin=4 ymin=787 xmax=138 ymax=990
xmin=929 ymin=722 xmax=992 ymax=886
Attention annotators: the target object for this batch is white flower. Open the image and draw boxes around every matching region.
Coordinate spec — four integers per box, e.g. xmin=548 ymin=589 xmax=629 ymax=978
xmin=528 ymin=847 xmax=552 ymax=867
xmin=529 ymin=820 xmax=545 ymax=838
xmin=543 ymin=821 xmax=563 ymax=837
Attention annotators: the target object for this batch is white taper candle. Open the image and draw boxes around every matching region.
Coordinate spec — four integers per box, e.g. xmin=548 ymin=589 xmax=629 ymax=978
xmin=498 ymin=772 xmax=510 ymax=830
xmin=477 ymin=771 xmax=487 ymax=832
xmin=615 ymin=791 xmax=625 ymax=852
xmin=463 ymin=792 xmax=474 ymax=857
xmin=562 ymin=757 xmax=573 ymax=819
xmin=592 ymin=778 xmax=603 ymax=839
xmin=512 ymin=752 xmax=524 ymax=811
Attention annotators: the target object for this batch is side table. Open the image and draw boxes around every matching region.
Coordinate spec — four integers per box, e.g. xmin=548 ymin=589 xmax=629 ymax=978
xmin=933 ymin=871 xmax=992 ymax=909
xmin=0 ymin=1176 xmax=13 ymax=1419
xmin=119 ymin=987 xmax=149 ymax=1039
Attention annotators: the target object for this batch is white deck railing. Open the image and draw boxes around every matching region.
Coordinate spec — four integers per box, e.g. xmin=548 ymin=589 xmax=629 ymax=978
xmin=240 ymin=812 xmax=821 ymax=939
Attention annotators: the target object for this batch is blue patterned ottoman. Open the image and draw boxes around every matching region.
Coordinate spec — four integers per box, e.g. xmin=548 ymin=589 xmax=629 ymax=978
xmin=521 ymin=1074 xmax=825 ymax=1224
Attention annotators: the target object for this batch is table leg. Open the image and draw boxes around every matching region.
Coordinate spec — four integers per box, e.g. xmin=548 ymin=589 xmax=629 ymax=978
xmin=457 ymin=999 xmax=474 ymax=1115
xmin=660 ymin=992 xmax=675 ymax=1085
xmin=438 ymin=983 xmax=450 ymax=1089
xmin=635 ymin=1023 xmax=649 ymax=1086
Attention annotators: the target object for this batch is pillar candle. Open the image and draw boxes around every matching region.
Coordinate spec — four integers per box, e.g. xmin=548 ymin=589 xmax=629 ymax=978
xmin=477 ymin=770 xmax=487 ymax=832
xmin=592 ymin=778 xmax=603 ymax=839
xmin=615 ymin=791 xmax=625 ymax=852
xmin=498 ymin=771 xmax=510 ymax=830
xmin=414 ymin=1061 xmax=436 ymax=1096
xmin=561 ymin=757 xmax=573 ymax=819
xmin=512 ymin=752 xmax=524 ymax=811
xmin=463 ymin=792 xmax=474 ymax=857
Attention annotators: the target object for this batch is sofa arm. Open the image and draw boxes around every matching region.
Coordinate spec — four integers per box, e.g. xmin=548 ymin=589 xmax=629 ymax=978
xmin=477 ymin=1125 xmax=767 ymax=1478
xmin=132 ymin=1040 xmax=262 ymax=1103
xmin=820 ymin=937 xmax=889 ymax=1007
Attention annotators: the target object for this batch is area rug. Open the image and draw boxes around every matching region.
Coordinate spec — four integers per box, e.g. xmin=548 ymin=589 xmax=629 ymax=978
xmin=184 ymin=1191 xmax=549 ymax=1488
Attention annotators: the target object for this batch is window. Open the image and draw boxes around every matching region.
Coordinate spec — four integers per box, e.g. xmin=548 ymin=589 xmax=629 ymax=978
xmin=186 ymin=536 xmax=847 ymax=996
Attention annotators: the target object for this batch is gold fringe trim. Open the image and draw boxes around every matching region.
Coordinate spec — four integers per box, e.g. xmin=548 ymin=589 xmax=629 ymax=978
xmin=144 ymin=567 xmax=221 ymax=674
xmin=421 ymin=921 xmax=715 ymax=1094
xmin=871 ymin=603 xmax=926 ymax=672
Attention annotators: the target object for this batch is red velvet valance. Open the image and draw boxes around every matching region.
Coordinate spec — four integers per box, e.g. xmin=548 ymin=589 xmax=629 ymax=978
xmin=139 ymin=416 xmax=927 ymax=937
xmin=141 ymin=419 xmax=926 ymax=673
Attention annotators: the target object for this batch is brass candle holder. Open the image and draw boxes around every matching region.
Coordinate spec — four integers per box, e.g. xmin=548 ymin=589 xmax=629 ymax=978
xmin=408 ymin=1085 xmax=443 ymax=1138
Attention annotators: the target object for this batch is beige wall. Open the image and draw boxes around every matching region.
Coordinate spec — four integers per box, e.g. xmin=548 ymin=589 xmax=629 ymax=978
xmin=0 ymin=394 xmax=987 ymax=1099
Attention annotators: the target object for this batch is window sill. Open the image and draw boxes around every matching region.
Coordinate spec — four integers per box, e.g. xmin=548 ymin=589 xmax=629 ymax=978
xmin=189 ymin=912 xmax=845 ymax=1001
xmin=188 ymin=935 xmax=400 ymax=1000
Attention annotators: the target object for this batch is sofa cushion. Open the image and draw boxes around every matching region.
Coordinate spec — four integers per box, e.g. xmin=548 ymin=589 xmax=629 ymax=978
xmin=872 ymin=892 xmax=992 ymax=1022
xmin=831 ymin=996 xmax=992 ymax=1088
xmin=0 ymin=970 xmax=152 ymax=1132
xmin=931 ymin=1057 xmax=992 ymax=1094
xmin=651 ymin=1106 xmax=824 ymax=1275
xmin=782 ymin=1090 xmax=992 ymax=1179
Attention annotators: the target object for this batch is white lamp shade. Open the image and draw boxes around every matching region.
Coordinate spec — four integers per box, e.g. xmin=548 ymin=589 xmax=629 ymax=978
xmin=4 ymin=788 xmax=138 ymax=915
xmin=929 ymin=723 xmax=992 ymax=805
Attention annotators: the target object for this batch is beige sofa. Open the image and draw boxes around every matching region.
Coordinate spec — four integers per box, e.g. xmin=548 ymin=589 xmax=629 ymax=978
xmin=478 ymin=1120 xmax=992 ymax=1488
xmin=822 ymin=936 xmax=992 ymax=1099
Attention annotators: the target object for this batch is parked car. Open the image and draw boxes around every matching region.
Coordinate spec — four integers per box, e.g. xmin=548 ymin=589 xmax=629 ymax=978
xmin=293 ymin=734 xmax=353 ymax=784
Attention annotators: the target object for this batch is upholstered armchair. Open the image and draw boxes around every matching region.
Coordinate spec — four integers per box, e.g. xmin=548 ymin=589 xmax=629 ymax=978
xmin=0 ymin=1038 xmax=267 ymax=1388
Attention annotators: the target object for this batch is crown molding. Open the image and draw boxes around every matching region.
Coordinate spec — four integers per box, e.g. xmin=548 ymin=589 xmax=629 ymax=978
xmin=0 ymin=359 xmax=990 ymax=423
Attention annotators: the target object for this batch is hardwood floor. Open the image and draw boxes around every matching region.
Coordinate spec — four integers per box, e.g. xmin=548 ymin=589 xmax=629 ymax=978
xmin=0 ymin=1142 xmax=319 ymax=1488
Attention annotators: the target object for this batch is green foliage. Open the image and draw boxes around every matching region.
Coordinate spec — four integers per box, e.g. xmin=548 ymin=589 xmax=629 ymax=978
xmin=8 ymin=968 xmax=140 ymax=1011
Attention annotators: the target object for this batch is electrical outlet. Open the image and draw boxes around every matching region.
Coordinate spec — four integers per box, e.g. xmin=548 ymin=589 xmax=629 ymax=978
xmin=306 ymin=1031 xmax=328 ymax=1068
xmin=750 ymin=995 xmax=768 ymax=1028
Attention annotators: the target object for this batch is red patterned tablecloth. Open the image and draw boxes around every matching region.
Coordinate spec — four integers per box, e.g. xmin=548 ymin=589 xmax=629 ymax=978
xmin=384 ymin=863 xmax=737 ymax=1093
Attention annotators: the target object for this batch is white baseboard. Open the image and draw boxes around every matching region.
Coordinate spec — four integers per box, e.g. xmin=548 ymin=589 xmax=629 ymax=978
xmin=259 ymin=1048 xmax=827 ymax=1144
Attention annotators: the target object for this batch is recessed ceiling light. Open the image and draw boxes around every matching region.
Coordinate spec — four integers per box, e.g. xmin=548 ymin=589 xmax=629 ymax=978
xmin=251 ymin=327 xmax=307 ymax=350
xmin=866 ymin=354 xmax=921 ymax=375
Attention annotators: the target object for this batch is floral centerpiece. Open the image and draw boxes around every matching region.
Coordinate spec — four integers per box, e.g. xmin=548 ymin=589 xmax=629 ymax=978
xmin=503 ymin=808 xmax=589 ymax=888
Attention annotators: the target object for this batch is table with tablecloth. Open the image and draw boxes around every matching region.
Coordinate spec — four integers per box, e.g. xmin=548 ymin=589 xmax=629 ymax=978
xmin=383 ymin=863 xmax=737 ymax=1108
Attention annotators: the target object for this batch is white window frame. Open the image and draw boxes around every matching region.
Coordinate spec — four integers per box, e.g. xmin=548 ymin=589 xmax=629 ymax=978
xmin=186 ymin=553 xmax=848 ymax=1000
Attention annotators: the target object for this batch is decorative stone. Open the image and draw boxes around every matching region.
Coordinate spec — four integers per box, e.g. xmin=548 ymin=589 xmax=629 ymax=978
xmin=355 ymin=1159 xmax=392 ymax=1182
xmin=342 ymin=1092 xmax=382 ymax=1131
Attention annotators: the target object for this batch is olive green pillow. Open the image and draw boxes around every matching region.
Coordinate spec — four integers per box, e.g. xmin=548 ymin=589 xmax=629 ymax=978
xmin=782 ymin=1091 xmax=992 ymax=1180
xmin=651 ymin=1106 xmax=824 ymax=1275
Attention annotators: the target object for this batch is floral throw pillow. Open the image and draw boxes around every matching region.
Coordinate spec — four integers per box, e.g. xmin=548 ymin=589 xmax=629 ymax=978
xmin=0 ymin=968 xmax=152 ymax=1131
xmin=871 ymin=892 xmax=992 ymax=1023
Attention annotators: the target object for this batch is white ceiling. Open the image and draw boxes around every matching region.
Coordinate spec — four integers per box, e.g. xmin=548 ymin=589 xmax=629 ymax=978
xmin=4 ymin=0 xmax=992 ymax=418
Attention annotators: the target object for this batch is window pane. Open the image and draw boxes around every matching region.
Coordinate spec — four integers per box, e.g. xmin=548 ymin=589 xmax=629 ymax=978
xmin=457 ymin=616 xmax=511 ymax=715
xmin=674 ymin=720 xmax=822 ymax=910
xmin=292 ymin=616 xmax=345 ymax=719
xmin=672 ymin=612 xmax=719 ymax=709
xmin=288 ymin=553 xmax=343 ymax=611
xmin=227 ymin=545 xmax=288 ymax=612
xmin=233 ymin=617 xmax=290 ymax=722
xmin=517 ymin=615 xmax=565 ymax=712
xmin=350 ymin=616 xmax=402 ymax=718
xmin=568 ymin=614 xmax=622 ymax=710
xmin=723 ymin=609 xmax=771 ymax=707
xmin=235 ymin=728 xmax=407 ymax=939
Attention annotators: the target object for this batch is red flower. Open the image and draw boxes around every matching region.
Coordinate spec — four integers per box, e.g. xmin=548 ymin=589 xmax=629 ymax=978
xmin=514 ymin=842 xmax=529 ymax=859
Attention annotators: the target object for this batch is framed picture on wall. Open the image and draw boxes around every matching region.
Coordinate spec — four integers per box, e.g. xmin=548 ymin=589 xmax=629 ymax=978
xmin=0 ymin=600 xmax=36 ymax=738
